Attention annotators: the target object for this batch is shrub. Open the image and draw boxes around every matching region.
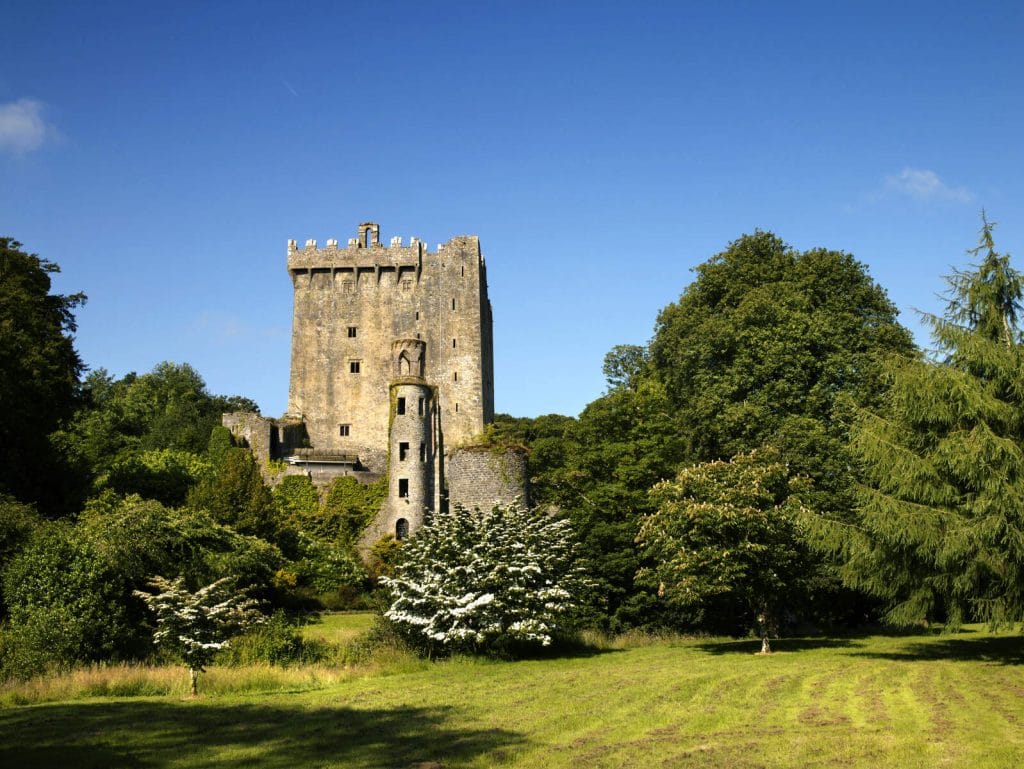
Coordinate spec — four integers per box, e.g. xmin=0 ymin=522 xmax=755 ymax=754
xmin=216 ymin=611 xmax=326 ymax=666
xmin=381 ymin=503 xmax=589 ymax=656
xmin=1 ymin=522 xmax=140 ymax=678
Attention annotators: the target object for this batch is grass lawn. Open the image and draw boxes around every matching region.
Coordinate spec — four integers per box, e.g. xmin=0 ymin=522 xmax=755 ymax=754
xmin=1 ymin=619 xmax=1022 ymax=768
xmin=299 ymin=611 xmax=376 ymax=646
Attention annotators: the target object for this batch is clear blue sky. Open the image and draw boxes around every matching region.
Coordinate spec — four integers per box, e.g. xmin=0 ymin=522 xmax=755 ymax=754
xmin=2 ymin=1 xmax=1022 ymax=418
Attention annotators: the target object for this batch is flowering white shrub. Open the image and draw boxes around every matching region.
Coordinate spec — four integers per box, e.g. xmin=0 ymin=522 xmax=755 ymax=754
xmin=381 ymin=503 xmax=588 ymax=655
xmin=134 ymin=576 xmax=263 ymax=695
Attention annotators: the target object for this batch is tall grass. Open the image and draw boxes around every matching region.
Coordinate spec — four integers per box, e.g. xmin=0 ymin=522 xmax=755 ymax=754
xmin=0 ymin=611 xmax=424 ymax=706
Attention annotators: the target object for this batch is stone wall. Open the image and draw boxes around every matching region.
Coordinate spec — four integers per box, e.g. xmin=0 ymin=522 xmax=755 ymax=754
xmin=447 ymin=445 xmax=529 ymax=512
xmin=285 ymin=223 xmax=494 ymax=475
xmin=222 ymin=411 xmax=275 ymax=465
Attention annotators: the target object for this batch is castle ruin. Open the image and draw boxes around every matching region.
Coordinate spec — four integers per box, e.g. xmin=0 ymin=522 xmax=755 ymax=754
xmin=224 ymin=221 xmax=527 ymax=548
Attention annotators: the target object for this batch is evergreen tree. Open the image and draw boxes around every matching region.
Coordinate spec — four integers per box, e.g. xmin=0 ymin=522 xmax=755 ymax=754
xmin=818 ymin=216 xmax=1024 ymax=627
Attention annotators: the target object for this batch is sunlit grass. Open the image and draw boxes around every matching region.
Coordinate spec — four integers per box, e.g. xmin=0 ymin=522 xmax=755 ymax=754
xmin=298 ymin=610 xmax=375 ymax=646
xmin=1 ymin=623 xmax=1023 ymax=768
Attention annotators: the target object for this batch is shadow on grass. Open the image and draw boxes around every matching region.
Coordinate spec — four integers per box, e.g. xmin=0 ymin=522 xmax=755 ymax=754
xmin=851 ymin=633 xmax=1024 ymax=666
xmin=0 ymin=699 xmax=527 ymax=769
xmin=692 ymin=637 xmax=861 ymax=655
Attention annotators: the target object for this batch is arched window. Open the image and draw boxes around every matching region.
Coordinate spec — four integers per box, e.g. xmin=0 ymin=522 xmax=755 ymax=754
xmin=395 ymin=518 xmax=409 ymax=540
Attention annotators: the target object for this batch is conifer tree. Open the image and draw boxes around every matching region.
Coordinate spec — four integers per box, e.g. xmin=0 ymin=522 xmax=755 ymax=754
xmin=817 ymin=216 xmax=1024 ymax=627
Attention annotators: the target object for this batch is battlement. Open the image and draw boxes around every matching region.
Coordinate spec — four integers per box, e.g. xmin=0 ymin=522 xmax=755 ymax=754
xmin=287 ymin=223 xmax=481 ymax=272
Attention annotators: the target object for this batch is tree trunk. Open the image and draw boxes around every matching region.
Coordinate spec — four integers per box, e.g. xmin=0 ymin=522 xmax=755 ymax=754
xmin=189 ymin=667 xmax=199 ymax=697
xmin=756 ymin=612 xmax=772 ymax=655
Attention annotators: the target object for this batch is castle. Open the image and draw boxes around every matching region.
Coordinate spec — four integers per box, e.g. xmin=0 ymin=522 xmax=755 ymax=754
xmin=224 ymin=222 xmax=527 ymax=548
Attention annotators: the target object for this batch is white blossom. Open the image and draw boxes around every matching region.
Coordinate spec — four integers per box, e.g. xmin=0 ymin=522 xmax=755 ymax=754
xmin=381 ymin=502 xmax=589 ymax=653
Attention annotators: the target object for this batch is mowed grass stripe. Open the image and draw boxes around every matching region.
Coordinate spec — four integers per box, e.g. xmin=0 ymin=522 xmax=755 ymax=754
xmin=1 ymin=627 xmax=1022 ymax=768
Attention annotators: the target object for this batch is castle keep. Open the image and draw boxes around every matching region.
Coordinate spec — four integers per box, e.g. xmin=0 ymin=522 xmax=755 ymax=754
xmin=224 ymin=221 xmax=526 ymax=546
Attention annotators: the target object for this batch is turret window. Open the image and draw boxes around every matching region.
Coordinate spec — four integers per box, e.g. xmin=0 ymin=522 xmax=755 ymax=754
xmin=399 ymin=442 xmax=409 ymax=461
xmin=396 ymin=518 xmax=409 ymax=540
xmin=419 ymin=442 xmax=426 ymax=462
xmin=418 ymin=397 xmax=424 ymax=416
xmin=347 ymin=326 xmax=357 ymax=338
xmin=398 ymin=479 xmax=409 ymax=498
xmin=396 ymin=397 xmax=406 ymax=415
xmin=452 ymin=338 xmax=457 ymax=348
xmin=349 ymin=360 xmax=361 ymax=373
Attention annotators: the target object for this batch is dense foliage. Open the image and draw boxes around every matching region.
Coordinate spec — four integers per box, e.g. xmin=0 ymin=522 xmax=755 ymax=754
xmin=637 ymin=450 xmax=811 ymax=649
xmin=649 ymin=231 xmax=916 ymax=502
xmin=382 ymin=503 xmax=590 ymax=655
xmin=0 ymin=239 xmax=86 ymax=513
xmin=497 ymin=231 xmax=914 ymax=629
xmin=820 ymin=218 xmax=1024 ymax=628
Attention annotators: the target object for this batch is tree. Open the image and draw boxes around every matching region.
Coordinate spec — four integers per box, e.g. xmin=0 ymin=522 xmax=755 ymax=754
xmin=602 ymin=344 xmax=648 ymax=391
xmin=103 ymin=449 xmax=212 ymax=507
xmin=821 ymin=217 xmax=1024 ymax=628
xmin=637 ymin=450 xmax=810 ymax=652
xmin=187 ymin=448 xmax=279 ymax=542
xmin=134 ymin=576 xmax=263 ymax=696
xmin=0 ymin=496 xmax=41 ymax=583
xmin=649 ymin=231 xmax=915 ymax=498
xmin=0 ymin=238 xmax=86 ymax=513
xmin=381 ymin=503 xmax=590 ymax=655
xmin=559 ymin=378 xmax=689 ymax=628
xmin=57 ymin=363 xmax=259 ymax=505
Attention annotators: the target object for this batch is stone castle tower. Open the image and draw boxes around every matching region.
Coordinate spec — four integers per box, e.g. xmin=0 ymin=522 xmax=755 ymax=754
xmin=285 ymin=221 xmax=494 ymax=470
xmin=225 ymin=221 xmax=526 ymax=547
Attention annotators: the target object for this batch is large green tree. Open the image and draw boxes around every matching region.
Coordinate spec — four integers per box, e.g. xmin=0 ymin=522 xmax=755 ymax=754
xmin=649 ymin=231 xmax=916 ymax=507
xmin=497 ymin=233 xmax=913 ymax=630
xmin=822 ymin=217 xmax=1024 ymax=628
xmin=0 ymin=239 xmax=86 ymax=513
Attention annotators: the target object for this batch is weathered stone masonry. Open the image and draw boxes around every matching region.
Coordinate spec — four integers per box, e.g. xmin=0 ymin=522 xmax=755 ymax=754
xmin=224 ymin=221 xmax=526 ymax=549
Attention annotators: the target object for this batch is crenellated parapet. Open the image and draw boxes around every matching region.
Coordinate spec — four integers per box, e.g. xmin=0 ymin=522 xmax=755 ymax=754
xmin=286 ymin=223 xmax=482 ymax=277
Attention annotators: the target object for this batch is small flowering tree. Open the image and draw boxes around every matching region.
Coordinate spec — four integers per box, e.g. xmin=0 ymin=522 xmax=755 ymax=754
xmin=381 ymin=502 xmax=589 ymax=655
xmin=134 ymin=576 xmax=263 ymax=696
